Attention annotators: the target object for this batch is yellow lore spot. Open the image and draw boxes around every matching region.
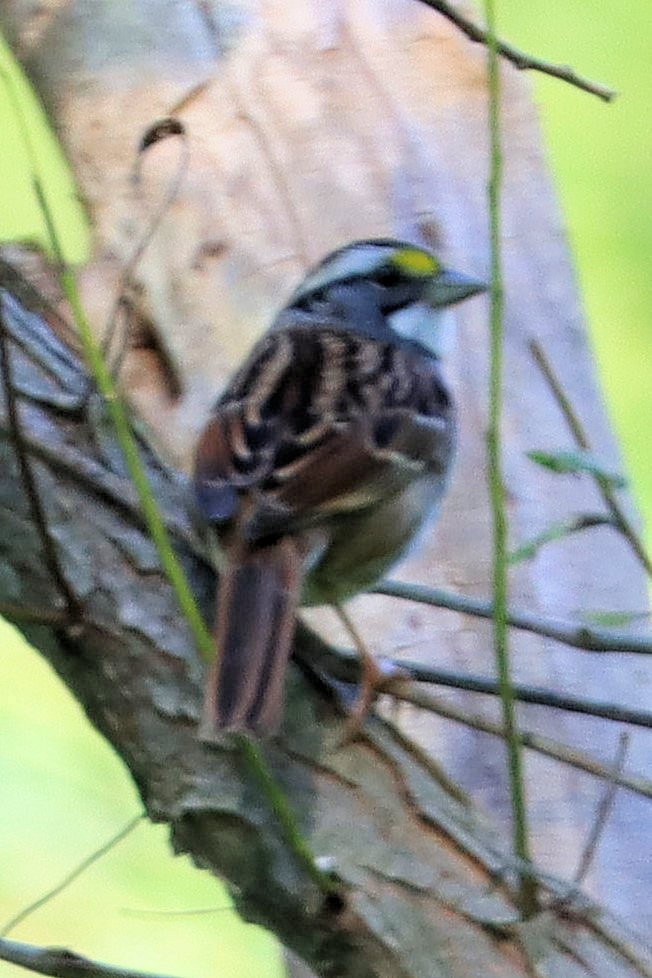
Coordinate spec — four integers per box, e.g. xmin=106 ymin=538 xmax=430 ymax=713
xmin=391 ymin=247 xmax=439 ymax=277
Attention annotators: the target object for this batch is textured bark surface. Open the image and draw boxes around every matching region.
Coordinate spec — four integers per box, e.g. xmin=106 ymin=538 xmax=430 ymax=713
xmin=1 ymin=0 xmax=651 ymax=968
xmin=0 ymin=262 xmax=650 ymax=978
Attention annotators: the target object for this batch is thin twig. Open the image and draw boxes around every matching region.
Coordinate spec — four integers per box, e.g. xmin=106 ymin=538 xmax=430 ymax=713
xmin=101 ymin=119 xmax=189 ymax=380
xmin=0 ymin=298 xmax=81 ymax=621
xmin=393 ymin=660 xmax=652 ymax=730
xmin=295 ymin=635 xmax=652 ymax=731
xmin=376 ymin=714 xmax=472 ymax=805
xmin=485 ymin=0 xmax=535 ymax=915
xmin=581 ymin=918 xmax=652 ymax=978
xmin=509 ymin=513 xmax=617 ymax=565
xmin=233 ymin=733 xmax=337 ymax=894
xmin=1 ymin=815 xmax=144 ymax=938
xmin=530 ymin=338 xmax=652 ymax=576
xmin=0 ymin=937 xmax=182 ymax=978
xmin=374 ymin=580 xmax=652 ymax=654
xmin=120 ymin=905 xmax=232 ymax=918
xmin=516 ymin=931 xmax=549 ymax=978
xmin=414 ymin=0 xmax=616 ymax=101
xmin=0 ymin=601 xmax=71 ymax=627
xmin=573 ymin=733 xmax=630 ymax=885
xmin=388 ymin=686 xmax=650 ymax=801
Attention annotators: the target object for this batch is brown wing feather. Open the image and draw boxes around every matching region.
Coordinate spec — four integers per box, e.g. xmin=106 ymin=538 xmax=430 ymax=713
xmin=194 ymin=319 xmax=453 ymax=737
xmin=194 ymin=322 xmax=454 ymax=539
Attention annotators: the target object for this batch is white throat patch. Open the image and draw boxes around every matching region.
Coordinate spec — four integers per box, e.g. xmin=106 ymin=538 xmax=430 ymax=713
xmin=388 ymin=304 xmax=455 ymax=358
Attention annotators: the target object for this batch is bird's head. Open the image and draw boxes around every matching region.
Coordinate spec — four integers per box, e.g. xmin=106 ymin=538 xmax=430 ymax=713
xmin=286 ymin=238 xmax=487 ymax=356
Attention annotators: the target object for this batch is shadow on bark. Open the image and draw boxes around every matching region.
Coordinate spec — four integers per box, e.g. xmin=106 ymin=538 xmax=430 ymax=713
xmin=0 ymin=262 xmax=650 ymax=978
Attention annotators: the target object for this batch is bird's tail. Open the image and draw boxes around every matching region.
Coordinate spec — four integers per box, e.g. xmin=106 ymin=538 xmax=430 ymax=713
xmin=200 ymin=537 xmax=302 ymax=738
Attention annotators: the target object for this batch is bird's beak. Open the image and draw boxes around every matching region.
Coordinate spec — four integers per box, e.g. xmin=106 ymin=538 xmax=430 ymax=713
xmin=426 ymin=268 xmax=488 ymax=308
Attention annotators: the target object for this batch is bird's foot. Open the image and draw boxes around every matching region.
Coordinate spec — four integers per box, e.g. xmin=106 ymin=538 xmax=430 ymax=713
xmin=333 ymin=602 xmax=410 ymax=744
xmin=340 ymin=653 xmax=410 ymax=744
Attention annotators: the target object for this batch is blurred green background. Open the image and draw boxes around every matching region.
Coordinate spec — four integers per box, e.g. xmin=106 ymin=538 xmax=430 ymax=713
xmin=500 ymin=0 xmax=652 ymax=545
xmin=0 ymin=4 xmax=650 ymax=976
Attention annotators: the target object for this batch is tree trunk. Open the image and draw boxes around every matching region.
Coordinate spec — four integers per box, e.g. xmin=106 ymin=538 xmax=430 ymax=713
xmin=1 ymin=0 xmax=651 ymax=973
xmin=1 ymin=258 xmax=650 ymax=978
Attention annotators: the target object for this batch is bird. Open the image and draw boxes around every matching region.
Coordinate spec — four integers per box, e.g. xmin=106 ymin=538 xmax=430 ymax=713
xmin=194 ymin=238 xmax=486 ymax=737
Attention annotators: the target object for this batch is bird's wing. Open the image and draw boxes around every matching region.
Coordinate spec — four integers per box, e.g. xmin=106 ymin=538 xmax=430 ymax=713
xmin=193 ymin=323 xmax=454 ymax=542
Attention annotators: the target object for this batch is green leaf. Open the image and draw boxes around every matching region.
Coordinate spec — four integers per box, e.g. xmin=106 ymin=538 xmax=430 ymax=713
xmin=526 ymin=449 xmax=628 ymax=488
xmin=509 ymin=514 xmax=613 ymax=564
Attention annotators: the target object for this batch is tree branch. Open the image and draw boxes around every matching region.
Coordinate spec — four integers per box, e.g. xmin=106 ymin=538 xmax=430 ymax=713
xmin=0 ymin=937 xmax=182 ymax=978
xmin=374 ymin=580 xmax=652 ymax=654
xmin=0 ymin=64 xmax=333 ymax=893
xmin=305 ymin=638 xmax=652 ymax=730
xmin=1 ymin=816 xmax=143 ymax=939
xmin=383 ymin=688 xmax=651 ymax=801
xmin=0 ymin=600 xmax=70 ymax=626
xmin=414 ymin=0 xmax=616 ymax=101
xmin=530 ymin=338 xmax=652 ymax=577
xmin=573 ymin=733 xmax=630 ymax=885
xmin=396 ymin=663 xmax=652 ymax=729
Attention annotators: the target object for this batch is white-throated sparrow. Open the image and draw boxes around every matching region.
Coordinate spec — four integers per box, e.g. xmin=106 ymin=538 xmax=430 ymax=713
xmin=194 ymin=239 xmax=486 ymax=736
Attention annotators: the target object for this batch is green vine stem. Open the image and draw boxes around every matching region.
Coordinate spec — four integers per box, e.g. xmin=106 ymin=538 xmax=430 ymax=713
xmin=484 ymin=0 xmax=537 ymax=917
xmin=2 ymin=65 xmax=334 ymax=898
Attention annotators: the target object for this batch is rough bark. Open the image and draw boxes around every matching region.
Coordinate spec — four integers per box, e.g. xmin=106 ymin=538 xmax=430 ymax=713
xmin=0 ymin=263 xmax=650 ymax=978
xmin=1 ymin=0 xmax=651 ymax=970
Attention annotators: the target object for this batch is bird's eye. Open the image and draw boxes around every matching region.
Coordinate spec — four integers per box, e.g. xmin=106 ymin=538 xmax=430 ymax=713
xmin=375 ymin=267 xmax=404 ymax=289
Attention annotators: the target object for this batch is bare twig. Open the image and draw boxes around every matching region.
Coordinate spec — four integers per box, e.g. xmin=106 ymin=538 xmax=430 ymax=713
xmin=0 ymin=417 xmax=195 ymax=551
xmin=101 ymin=119 xmax=189 ymax=381
xmin=0 ymin=298 xmax=81 ymax=621
xmin=374 ymin=580 xmax=652 ymax=654
xmin=581 ymin=918 xmax=652 ymax=978
xmin=388 ymin=686 xmax=650 ymax=801
xmin=414 ymin=0 xmax=616 ymax=101
xmin=509 ymin=513 xmax=617 ymax=564
xmin=120 ymin=905 xmax=231 ymax=918
xmin=301 ymin=635 xmax=652 ymax=730
xmin=0 ymin=601 xmax=71 ymax=627
xmin=0 ymin=937 xmax=182 ymax=978
xmin=530 ymin=338 xmax=652 ymax=576
xmin=1 ymin=816 xmax=143 ymax=938
xmin=393 ymin=660 xmax=652 ymax=729
xmin=574 ymin=733 xmax=630 ymax=885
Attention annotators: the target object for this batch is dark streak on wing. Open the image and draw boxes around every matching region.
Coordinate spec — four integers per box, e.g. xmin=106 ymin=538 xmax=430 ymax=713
xmin=193 ymin=320 xmax=454 ymax=535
